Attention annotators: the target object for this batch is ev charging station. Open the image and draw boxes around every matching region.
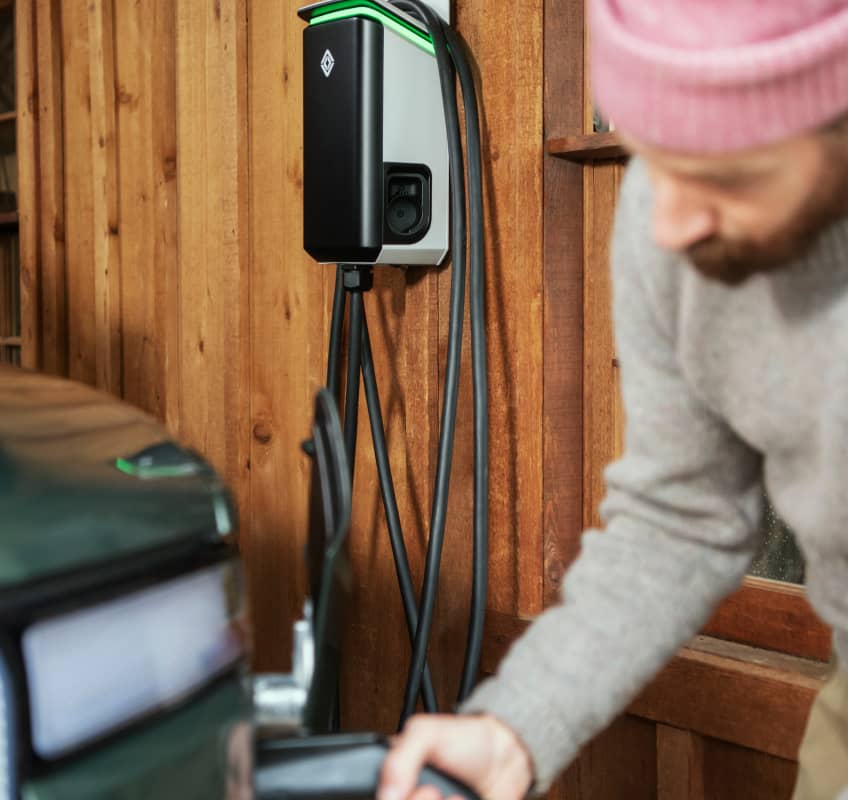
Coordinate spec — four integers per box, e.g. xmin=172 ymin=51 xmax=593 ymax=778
xmin=301 ymin=0 xmax=450 ymax=265
xmin=0 ymin=2 xmax=488 ymax=797
xmin=297 ymin=0 xmax=490 ymax=728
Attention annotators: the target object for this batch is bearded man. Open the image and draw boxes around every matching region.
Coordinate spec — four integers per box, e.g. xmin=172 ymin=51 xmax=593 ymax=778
xmin=380 ymin=3 xmax=848 ymax=799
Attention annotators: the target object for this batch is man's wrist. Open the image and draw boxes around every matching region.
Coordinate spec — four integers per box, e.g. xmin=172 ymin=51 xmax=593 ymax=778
xmin=483 ymin=713 xmax=535 ymax=797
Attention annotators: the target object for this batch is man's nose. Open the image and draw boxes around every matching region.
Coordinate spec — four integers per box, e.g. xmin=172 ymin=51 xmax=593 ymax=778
xmin=651 ymin=178 xmax=717 ymax=253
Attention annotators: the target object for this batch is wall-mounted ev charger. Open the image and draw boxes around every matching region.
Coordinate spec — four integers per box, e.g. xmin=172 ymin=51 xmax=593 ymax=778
xmin=299 ymin=0 xmax=450 ymax=266
xmin=298 ymin=0 xmax=489 ymax=727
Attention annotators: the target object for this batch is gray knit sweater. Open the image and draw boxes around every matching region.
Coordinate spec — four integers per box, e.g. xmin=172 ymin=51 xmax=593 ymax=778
xmin=462 ymin=158 xmax=848 ymax=791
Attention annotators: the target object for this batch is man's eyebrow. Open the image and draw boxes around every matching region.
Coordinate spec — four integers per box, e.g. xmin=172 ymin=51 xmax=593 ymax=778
xmin=668 ymin=159 xmax=768 ymax=182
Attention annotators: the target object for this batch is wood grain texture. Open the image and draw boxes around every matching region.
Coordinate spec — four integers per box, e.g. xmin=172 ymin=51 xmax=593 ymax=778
xmin=35 ymin=0 xmax=66 ymax=376
xmin=481 ymin=612 xmax=824 ymax=763
xmin=87 ymin=0 xmax=121 ymax=395
xmin=704 ymin=577 xmax=831 ymax=662
xmin=582 ymin=161 xmax=621 ymax=530
xmin=547 ymin=132 xmax=628 ymax=163
xmin=15 ymin=0 xmax=39 ymax=369
xmin=246 ymin=0 xmax=327 ymax=672
xmin=569 ymin=715 xmax=658 ymax=800
xmin=114 ymin=1 xmax=178 ymax=424
xmin=458 ymin=0 xmax=544 ymax=620
xmin=703 ymin=736 xmax=797 ymax=800
xmin=60 ymin=0 xmax=97 ymax=385
xmin=175 ymin=0 xmax=250 ymax=531
xmin=657 ymin=726 xmax=705 ymax=800
xmin=632 ymin=636 xmax=826 ymax=762
xmin=542 ymin=0 xmax=586 ymax=607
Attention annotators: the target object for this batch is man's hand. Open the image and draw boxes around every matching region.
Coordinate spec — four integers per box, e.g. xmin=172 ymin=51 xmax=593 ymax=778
xmin=378 ymin=713 xmax=534 ymax=800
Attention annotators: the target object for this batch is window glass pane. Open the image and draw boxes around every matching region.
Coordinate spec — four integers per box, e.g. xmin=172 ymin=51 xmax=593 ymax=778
xmin=0 ymin=2 xmax=13 ymax=115
xmin=749 ymin=494 xmax=805 ymax=585
xmin=0 ymin=120 xmax=15 ymax=211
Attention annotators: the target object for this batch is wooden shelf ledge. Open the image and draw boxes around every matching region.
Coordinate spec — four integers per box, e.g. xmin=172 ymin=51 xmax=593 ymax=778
xmin=0 ymin=337 xmax=21 ymax=347
xmin=0 ymin=110 xmax=16 ymax=124
xmin=482 ymin=611 xmax=828 ymax=761
xmin=0 ymin=212 xmax=19 ymax=228
xmin=547 ymin=132 xmax=629 ymax=163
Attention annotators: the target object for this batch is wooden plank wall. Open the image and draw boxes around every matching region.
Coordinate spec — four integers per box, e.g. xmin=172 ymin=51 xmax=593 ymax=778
xmin=14 ymin=1 xmax=817 ymax=797
xmin=18 ymin=0 xmax=546 ymax=730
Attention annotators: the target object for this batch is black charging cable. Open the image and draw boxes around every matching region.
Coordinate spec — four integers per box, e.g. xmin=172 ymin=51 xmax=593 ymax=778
xmin=325 ymin=266 xmax=440 ymax=715
xmin=327 ymin=266 xmax=346 ymax=403
xmin=320 ymin=4 xmax=489 ymax=727
xmin=342 ymin=269 xmax=368 ymax=478
xmin=389 ymin=0 xmax=488 ymax=721
xmin=443 ymin=24 xmax=488 ymax=706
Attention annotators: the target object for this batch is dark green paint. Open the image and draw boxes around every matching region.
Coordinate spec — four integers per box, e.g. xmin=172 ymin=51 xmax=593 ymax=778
xmin=20 ymin=677 xmax=250 ymax=800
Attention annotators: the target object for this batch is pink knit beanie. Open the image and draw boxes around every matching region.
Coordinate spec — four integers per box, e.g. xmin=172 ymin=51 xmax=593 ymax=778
xmin=591 ymin=0 xmax=848 ymax=153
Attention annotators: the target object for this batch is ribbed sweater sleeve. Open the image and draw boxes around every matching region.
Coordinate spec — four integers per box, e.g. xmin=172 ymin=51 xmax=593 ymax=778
xmin=459 ymin=163 xmax=765 ymax=792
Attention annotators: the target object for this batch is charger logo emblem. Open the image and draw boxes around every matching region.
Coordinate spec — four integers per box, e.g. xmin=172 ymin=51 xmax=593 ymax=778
xmin=320 ymin=49 xmax=335 ymax=78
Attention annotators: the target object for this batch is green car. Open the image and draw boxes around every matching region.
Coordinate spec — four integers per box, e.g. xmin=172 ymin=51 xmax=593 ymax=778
xmin=0 ymin=366 xmax=475 ymax=800
xmin=0 ymin=366 xmax=252 ymax=799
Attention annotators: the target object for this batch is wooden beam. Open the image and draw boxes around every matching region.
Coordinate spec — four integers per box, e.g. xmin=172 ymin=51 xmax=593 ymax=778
xmin=548 ymin=132 xmax=629 ymax=163
xmin=704 ymin=576 xmax=831 ymax=662
xmin=481 ymin=611 xmax=826 ymax=761
xmin=632 ymin=636 xmax=825 ymax=761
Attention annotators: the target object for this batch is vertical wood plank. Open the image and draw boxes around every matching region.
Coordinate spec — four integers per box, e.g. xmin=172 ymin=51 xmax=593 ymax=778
xmin=114 ymin=1 xmax=178 ymax=422
xmin=35 ymin=0 xmax=66 ymax=376
xmin=612 ymin=163 xmax=625 ymax=459
xmin=61 ymin=0 xmax=97 ymax=385
xmin=572 ymin=715 xmax=659 ymax=800
xmin=156 ymin=4 xmax=181 ymax=437
xmin=88 ymin=0 xmax=121 ymax=395
xmin=247 ymin=0 xmax=327 ymax=673
xmin=175 ymin=0 xmax=250 ymax=523
xmin=16 ymin=0 xmax=40 ymax=370
xmin=543 ymin=0 xmax=585 ymax=604
xmin=248 ymin=1 xmax=326 ymax=670
xmin=657 ymin=725 xmax=706 ymax=800
xmin=703 ymin=736 xmax=796 ymax=800
xmin=456 ymin=0 xmax=545 ymax=622
xmin=582 ymin=161 xmax=618 ymax=530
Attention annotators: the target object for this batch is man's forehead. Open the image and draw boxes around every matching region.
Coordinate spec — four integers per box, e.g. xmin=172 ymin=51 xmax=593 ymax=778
xmin=620 ymin=131 xmax=797 ymax=179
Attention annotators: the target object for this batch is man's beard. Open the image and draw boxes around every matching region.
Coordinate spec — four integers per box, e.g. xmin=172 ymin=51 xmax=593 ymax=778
xmin=685 ymin=182 xmax=848 ymax=286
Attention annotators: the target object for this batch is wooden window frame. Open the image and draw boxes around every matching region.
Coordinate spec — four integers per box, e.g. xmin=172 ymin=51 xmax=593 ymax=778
xmin=559 ymin=37 xmax=832 ymax=662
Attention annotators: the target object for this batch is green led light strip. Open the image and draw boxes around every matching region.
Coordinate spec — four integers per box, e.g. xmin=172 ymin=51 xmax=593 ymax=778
xmin=309 ymin=2 xmax=436 ymax=56
xmin=115 ymin=458 xmax=198 ymax=479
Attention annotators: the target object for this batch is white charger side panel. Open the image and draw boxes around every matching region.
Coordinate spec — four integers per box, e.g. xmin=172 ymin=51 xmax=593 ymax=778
xmin=378 ymin=28 xmax=449 ymax=266
xmin=421 ymin=0 xmax=450 ymax=23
